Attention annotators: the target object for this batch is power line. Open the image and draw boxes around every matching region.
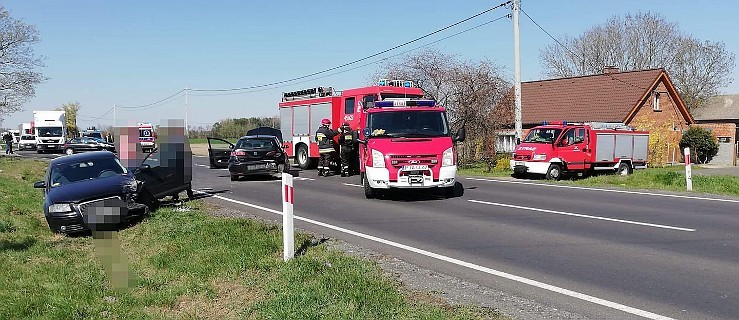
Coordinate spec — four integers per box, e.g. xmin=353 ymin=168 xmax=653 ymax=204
xmin=118 ymin=89 xmax=186 ymax=110
xmin=78 ymin=106 xmax=114 ymax=121
xmin=520 ymin=7 xmax=646 ymax=90
xmin=190 ymin=14 xmax=512 ymax=97
xmin=191 ymin=1 xmax=512 ymax=93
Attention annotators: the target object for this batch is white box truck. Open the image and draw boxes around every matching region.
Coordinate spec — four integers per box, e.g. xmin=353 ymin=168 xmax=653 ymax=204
xmin=33 ymin=110 xmax=67 ymax=154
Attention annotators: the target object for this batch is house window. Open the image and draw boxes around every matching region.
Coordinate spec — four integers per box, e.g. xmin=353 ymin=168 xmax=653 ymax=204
xmin=653 ymin=92 xmax=661 ymax=111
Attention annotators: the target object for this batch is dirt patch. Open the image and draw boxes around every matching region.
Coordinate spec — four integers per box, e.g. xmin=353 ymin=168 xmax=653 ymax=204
xmin=190 ymin=143 xmax=209 ymax=157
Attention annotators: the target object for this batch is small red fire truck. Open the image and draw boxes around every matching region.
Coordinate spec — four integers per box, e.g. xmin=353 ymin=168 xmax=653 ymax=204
xmin=279 ymin=80 xmax=465 ymax=198
xmin=510 ymin=122 xmax=649 ymax=180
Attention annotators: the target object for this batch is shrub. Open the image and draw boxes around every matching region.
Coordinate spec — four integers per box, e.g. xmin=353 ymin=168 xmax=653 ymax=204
xmin=680 ymin=126 xmax=719 ymax=164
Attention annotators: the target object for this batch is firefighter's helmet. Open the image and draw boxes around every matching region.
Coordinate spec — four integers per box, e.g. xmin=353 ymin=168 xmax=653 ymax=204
xmin=321 ymin=118 xmax=331 ymax=125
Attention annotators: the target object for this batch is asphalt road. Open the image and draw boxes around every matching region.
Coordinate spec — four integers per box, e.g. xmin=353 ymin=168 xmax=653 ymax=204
xmin=15 ymin=150 xmax=739 ymax=319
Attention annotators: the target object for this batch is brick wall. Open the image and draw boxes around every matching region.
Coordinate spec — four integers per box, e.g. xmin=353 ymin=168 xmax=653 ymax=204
xmin=628 ymin=81 xmax=690 ymax=165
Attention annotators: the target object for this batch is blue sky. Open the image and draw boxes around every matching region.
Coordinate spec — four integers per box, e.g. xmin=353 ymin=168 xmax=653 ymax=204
xmin=3 ymin=0 xmax=738 ymax=129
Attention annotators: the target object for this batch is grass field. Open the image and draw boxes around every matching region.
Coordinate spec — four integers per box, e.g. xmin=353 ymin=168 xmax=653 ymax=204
xmin=0 ymin=157 xmax=502 ymax=319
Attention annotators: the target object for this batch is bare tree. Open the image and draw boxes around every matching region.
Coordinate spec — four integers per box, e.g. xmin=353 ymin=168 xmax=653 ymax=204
xmin=376 ymin=49 xmax=513 ymax=169
xmin=540 ymin=12 xmax=735 ymax=110
xmin=0 ymin=6 xmax=44 ymax=122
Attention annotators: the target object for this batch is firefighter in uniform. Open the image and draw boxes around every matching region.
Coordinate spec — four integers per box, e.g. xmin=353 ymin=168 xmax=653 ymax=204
xmin=337 ymin=122 xmax=357 ymax=177
xmin=315 ymin=118 xmax=337 ymax=177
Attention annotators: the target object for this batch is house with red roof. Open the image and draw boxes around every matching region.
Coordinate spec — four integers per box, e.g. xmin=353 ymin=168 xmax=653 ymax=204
xmin=498 ymin=68 xmax=696 ymax=165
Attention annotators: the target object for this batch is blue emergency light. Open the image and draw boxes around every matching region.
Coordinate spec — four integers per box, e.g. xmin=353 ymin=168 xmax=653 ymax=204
xmin=378 ymin=79 xmax=388 ymax=86
xmin=403 ymin=81 xmax=413 ymax=88
xmin=374 ymin=100 xmax=435 ymax=107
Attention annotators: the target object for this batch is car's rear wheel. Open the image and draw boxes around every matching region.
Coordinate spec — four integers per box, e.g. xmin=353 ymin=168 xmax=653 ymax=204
xmin=230 ymin=174 xmax=239 ymax=181
xmin=65 ymin=148 xmax=74 ymax=155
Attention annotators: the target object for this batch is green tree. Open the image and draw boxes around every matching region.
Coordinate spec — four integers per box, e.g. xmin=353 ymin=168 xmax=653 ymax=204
xmin=55 ymin=102 xmax=81 ymax=138
xmin=679 ymin=126 xmax=719 ymax=164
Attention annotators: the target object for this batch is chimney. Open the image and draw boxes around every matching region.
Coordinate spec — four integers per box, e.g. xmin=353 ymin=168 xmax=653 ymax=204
xmin=604 ymin=66 xmax=619 ymax=74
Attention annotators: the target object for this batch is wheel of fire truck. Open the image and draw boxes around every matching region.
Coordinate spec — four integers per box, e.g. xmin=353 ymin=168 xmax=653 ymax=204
xmin=362 ymin=173 xmax=375 ymax=199
xmin=296 ymin=144 xmax=314 ymax=170
xmin=545 ymin=163 xmax=562 ymax=181
xmin=617 ymin=162 xmax=632 ymax=176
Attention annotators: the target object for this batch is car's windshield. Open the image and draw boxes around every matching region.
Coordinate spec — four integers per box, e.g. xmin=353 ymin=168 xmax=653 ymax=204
xmin=235 ymin=138 xmax=276 ymax=150
xmin=21 ymin=135 xmax=35 ymax=140
xmin=50 ymin=157 xmax=128 ymax=187
xmin=523 ymin=128 xmax=562 ymax=143
xmin=85 ymin=132 xmax=103 ymax=139
xmin=89 ymin=137 xmax=107 ymax=143
xmin=367 ymin=111 xmax=449 ymax=138
xmin=38 ymin=127 xmax=63 ymax=137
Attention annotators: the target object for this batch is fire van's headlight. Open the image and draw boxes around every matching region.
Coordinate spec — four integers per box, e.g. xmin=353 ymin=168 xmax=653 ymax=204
xmin=371 ymin=149 xmax=385 ymax=168
xmin=442 ymin=147 xmax=454 ymax=167
xmin=48 ymin=203 xmax=73 ymax=213
xmin=532 ymin=154 xmax=547 ymax=161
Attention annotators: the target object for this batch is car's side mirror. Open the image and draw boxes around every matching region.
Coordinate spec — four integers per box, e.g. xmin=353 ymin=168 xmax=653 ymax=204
xmin=453 ymin=127 xmax=466 ymax=143
xmin=516 ymin=137 xmax=521 ymax=145
xmin=33 ymin=181 xmax=46 ymax=188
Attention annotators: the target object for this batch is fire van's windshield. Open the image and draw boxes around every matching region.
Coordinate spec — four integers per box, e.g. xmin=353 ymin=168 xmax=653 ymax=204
xmin=523 ymin=128 xmax=562 ymax=143
xmin=368 ymin=111 xmax=449 ymax=138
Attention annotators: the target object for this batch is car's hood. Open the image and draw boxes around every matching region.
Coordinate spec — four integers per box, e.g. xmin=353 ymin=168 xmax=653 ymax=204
xmin=47 ymin=174 xmax=134 ymax=204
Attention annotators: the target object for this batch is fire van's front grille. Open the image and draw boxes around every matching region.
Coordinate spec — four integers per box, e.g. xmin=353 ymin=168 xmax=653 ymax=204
xmin=514 ymin=154 xmax=531 ymax=161
xmin=390 ymin=154 xmax=436 ymax=159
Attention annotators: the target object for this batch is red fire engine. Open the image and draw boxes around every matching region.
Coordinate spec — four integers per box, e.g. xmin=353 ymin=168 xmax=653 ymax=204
xmin=511 ymin=122 xmax=649 ymax=180
xmin=279 ymin=80 xmax=466 ymax=198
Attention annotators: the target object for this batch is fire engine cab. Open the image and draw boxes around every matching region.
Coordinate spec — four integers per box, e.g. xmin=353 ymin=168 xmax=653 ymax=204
xmin=511 ymin=122 xmax=649 ymax=180
xmin=279 ymin=80 xmax=466 ymax=198
xmin=138 ymin=122 xmax=155 ymax=153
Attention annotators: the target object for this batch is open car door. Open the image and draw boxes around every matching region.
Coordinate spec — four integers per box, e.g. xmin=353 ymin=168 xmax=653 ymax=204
xmin=207 ymin=137 xmax=234 ymax=169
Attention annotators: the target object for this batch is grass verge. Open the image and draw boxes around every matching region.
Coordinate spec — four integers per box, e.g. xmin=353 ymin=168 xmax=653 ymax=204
xmin=0 ymin=157 xmax=504 ymax=319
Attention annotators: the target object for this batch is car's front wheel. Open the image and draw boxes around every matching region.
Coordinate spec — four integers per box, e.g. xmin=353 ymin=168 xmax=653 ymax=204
xmin=65 ymin=148 xmax=74 ymax=155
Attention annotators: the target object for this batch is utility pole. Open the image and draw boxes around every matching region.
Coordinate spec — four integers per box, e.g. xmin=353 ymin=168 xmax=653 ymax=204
xmin=513 ymin=0 xmax=522 ymax=142
xmin=113 ymin=104 xmax=117 ymax=128
xmin=184 ymin=87 xmax=189 ymax=136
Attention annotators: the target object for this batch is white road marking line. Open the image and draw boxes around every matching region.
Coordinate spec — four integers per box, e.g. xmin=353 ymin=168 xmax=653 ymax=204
xmin=466 ymin=177 xmax=739 ymax=203
xmin=195 ymin=164 xmax=208 ymax=168
xmin=295 ymin=177 xmax=315 ymax=181
xmin=197 ymin=190 xmax=674 ymax=320
xmin=468 ymin=200 xmax=695 ymax=232
xmin=343 ymin=183 xmax=363 ymax=187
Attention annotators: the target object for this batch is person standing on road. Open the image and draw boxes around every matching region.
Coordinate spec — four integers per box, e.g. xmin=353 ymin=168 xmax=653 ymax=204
xmin=315 ymin=118 xmax=337 ymax=177
xmin=2 ymin=132 xmax=14 ymax=154
xmin=337 ymin=122 xmax=357 ymax=177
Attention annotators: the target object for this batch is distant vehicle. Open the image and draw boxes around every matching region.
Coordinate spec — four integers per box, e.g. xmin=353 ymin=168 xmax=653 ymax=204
xmin=64 ymin=137 xmax=116 ymax=155
xmin=511 ymin=122 xmax=649 ymax=180
xmin=138 ymin=123 xmax=155 ymax=153
xmin=80 ymin=127 xmax=103 ymax=140
xmin=18 ymin=135 xmax=37 ymax=150
xmin=19 ymin=122 xmax=33 ymax=135
xmin=207 ymin=127 xmax=289 ymax=181
xmin=33 ymin=110 xmax=67 ymax=154
xmin=33 ymin=151 xmax=149 ymax=234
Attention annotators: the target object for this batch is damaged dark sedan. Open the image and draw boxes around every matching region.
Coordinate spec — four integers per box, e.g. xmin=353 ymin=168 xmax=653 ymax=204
xmin=34 ymin=151 xmax=149 ymax=234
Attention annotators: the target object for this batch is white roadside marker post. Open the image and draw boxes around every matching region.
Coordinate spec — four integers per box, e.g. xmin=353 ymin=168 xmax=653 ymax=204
xmin=684 ymin=147 xmax=693 ymax=191
xmin=282 ymin=172 xmax=295 ymax=262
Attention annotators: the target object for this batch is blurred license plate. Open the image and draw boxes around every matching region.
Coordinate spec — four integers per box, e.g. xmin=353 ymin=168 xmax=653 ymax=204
xmin=247 ymin=164 xmax=267 ymax=170
xmin=402 ymin=165 xmax=428 ymax=171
